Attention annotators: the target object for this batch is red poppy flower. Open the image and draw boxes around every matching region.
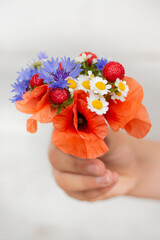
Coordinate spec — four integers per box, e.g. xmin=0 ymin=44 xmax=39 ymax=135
xmin=52 ymin=90 xmax=108 ymax=159
xmin=104 ymin=76 xmax=151 ymax=138
xmin=16 ymin=85 xmax=57 ymax=133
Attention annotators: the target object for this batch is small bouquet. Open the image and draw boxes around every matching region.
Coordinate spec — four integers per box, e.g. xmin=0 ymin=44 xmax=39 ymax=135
xmin=10 ymin=52 xmax=151 ymax=158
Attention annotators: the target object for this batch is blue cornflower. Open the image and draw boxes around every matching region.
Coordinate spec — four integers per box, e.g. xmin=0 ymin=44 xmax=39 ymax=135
xmin=37 ymin=51 xmax=48 ymax=60
xmin=39 ymin=57 xmax=82 ymax=90
xmin=96 ymin=58 xmax=110 ymax=71
xmin=39 ymin=58 xmax=59 ymax=84
xmin=10 ymin=67 xmax=38 ymax=103
xmin=53 ymin=69 xmax=69 ymax=82
xmin=69 ymin=63 xmax=82 ymax=78
xmin=10 ymin=78 xmax=28 ymax=103
xmin=10 ymin=93 xmax=24 ymax=103
xmin=49 ymin=77 xmax=68 ymax=89
xmin=16 ymin=67 xmax=37 ymax=82
xmin=61 ymin=57 xmax=76 ymax=72
xmin=11 ymin=78 xmax=28 ymax=94
xmin=50 ymin=69 xmax=69 ymax=89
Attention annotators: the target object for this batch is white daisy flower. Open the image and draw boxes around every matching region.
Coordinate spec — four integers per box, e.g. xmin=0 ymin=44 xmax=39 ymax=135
xmin=28 ymin=59 xmax=43 ymax=70
xmin=90 ymin=76 xmax=112 ymax=95
xmin=115 ymin=78 xmax=129 ymax=97
xmin=88 ymin=71 xmax=95 ymax=79
xmin=92 ymin=58 xmax=98 ymax=64
xmin=75 ymin=53 xmax=92 ymax=63
xmin=67 ymin=77 xmax=78 ymax=94
xmin=28 ymin=52 xmax=48 ymax=70
xmin=87 ymin=93 xmax=109 ymax=115
xmin=111 ymin=91 xmax=126 ymax=102
xmin=77 ymin=75 xmax=91 ymax=92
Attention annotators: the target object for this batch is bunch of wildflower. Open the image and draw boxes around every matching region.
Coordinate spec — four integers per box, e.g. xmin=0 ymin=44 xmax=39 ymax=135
xmin=10 ymin=51 xmax=151 ymax=159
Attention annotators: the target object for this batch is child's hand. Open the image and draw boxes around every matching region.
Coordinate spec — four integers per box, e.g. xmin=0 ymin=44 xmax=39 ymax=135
xmin=49 ymin=129 xmax=141 ymax=202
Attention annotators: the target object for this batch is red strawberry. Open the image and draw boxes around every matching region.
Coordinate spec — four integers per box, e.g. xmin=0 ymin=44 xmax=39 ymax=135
xmin=30 ymin=74 xmax=44 ymax=88
xmin=80 ymin=52 xmax=97 ymax=66
xmin=102 ymin=62 xmax=125 ymax=82
xmin=50 ymin=88 xmax=69 ymax=105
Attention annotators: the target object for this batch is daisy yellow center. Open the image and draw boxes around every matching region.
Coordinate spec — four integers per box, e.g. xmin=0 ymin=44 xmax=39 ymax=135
xmin=116 ymin=91 xmax=122 ymax=96
xmin=68 ymin=79 xmax=77 ymax=89
xmin=92 ymin=100 xmax=103 ymax=110
xmin=118 ymin=82 xmax=125 ymax=91
xmin=90 ymin=75 xmax=94 ymax=78
xmin=95 ymin=82 xmax=106 ymax=90
xmin=33 ymin=61 xmax=42 ymax=70
xmin=82 ymin=80 xmax=90 ymax=89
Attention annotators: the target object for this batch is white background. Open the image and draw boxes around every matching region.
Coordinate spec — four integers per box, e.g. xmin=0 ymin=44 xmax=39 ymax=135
xmin=0 ymin=0 xmax=160 ymax=239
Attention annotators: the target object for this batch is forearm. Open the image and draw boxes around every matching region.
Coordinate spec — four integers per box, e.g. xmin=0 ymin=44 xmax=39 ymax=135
xmin=128 ymin=139 xmax=160 ymax=199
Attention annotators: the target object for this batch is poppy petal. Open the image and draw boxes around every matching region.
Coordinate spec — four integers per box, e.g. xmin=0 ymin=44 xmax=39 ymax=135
xmin=30 ymin=85 xmax=48 ymax=98
xmin=26 ymin=104 xmax=57 ymax=133
xmin=125 ymin=104 xmax=152 ymax=138
xmin=72 ymin=99 xmax=91 ymax=140
xmin=73 ymin=90 xmax=88 ymax=103
xmin=52 ymin=129 xmax=108 ymax=159
xmin=31 ymin=104 xmax=57 ymax=123
xmin=16 ymin=91 xmax=40 ymax=114
xmin=52 ymin=104 xmax=74 ymax=131
xmin=36 ymin=90 xmax=50 ymax=111
xmin=27 ymin=119 xmax=37 ymax=133
xmin=16 ymin=85 xmax=49 ymax=114
xmin=73 ymin=99 xmax=108 ymax=139
xmin=105 ymin=76 xmax=143 ymax=131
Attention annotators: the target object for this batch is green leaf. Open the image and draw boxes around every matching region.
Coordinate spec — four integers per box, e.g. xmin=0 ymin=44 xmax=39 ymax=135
xmin=82 ymin=62 xmax=86 ymax=69
xmin=105 ymin=95 xmax=111 ymax=101
xmin=56 ymin=107 xmax=62 ymax=114
xmin=66 ymin=98 xmax=73 ymax=106
xmin=29 ymin=85 xmax=37 ymax=94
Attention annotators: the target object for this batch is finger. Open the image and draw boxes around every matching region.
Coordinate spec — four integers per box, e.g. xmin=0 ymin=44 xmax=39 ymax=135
xmin=49 ymin=142 xmax=106 ymax=176
xmin=98 ymin=175 xmax=136 ymax=200
xmin=53 ymin=168 xmax=118 ymax=192
xmin=66 ymin=173 xmax=119 ymax=202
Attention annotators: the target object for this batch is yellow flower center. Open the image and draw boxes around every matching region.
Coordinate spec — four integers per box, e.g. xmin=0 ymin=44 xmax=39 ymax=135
xmin=90 ymin=74 xmax=94 ymax=78
xmin=95 ymin=82 xmax=106 ymax=90
xmin=68 ymin=79 xmax=77 ymax=89
xmin=82 ymin=80 xmax=90 ymax=89
xmin=118 ymin=82 xmax=125 ymax=91
xmin=92 ymin=100 xmax=103 ymax=110
xmin=116 ymin=91 xmax=122 ymax=96
xmin=33 ymin=61 xmax=42 ymax=70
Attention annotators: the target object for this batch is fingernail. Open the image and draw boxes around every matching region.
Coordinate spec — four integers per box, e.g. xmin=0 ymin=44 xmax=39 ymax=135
xmin=96 ymin=174 xmax=110 ymax=186
xmin=87 ymin=164 xmax=100 ymax=175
